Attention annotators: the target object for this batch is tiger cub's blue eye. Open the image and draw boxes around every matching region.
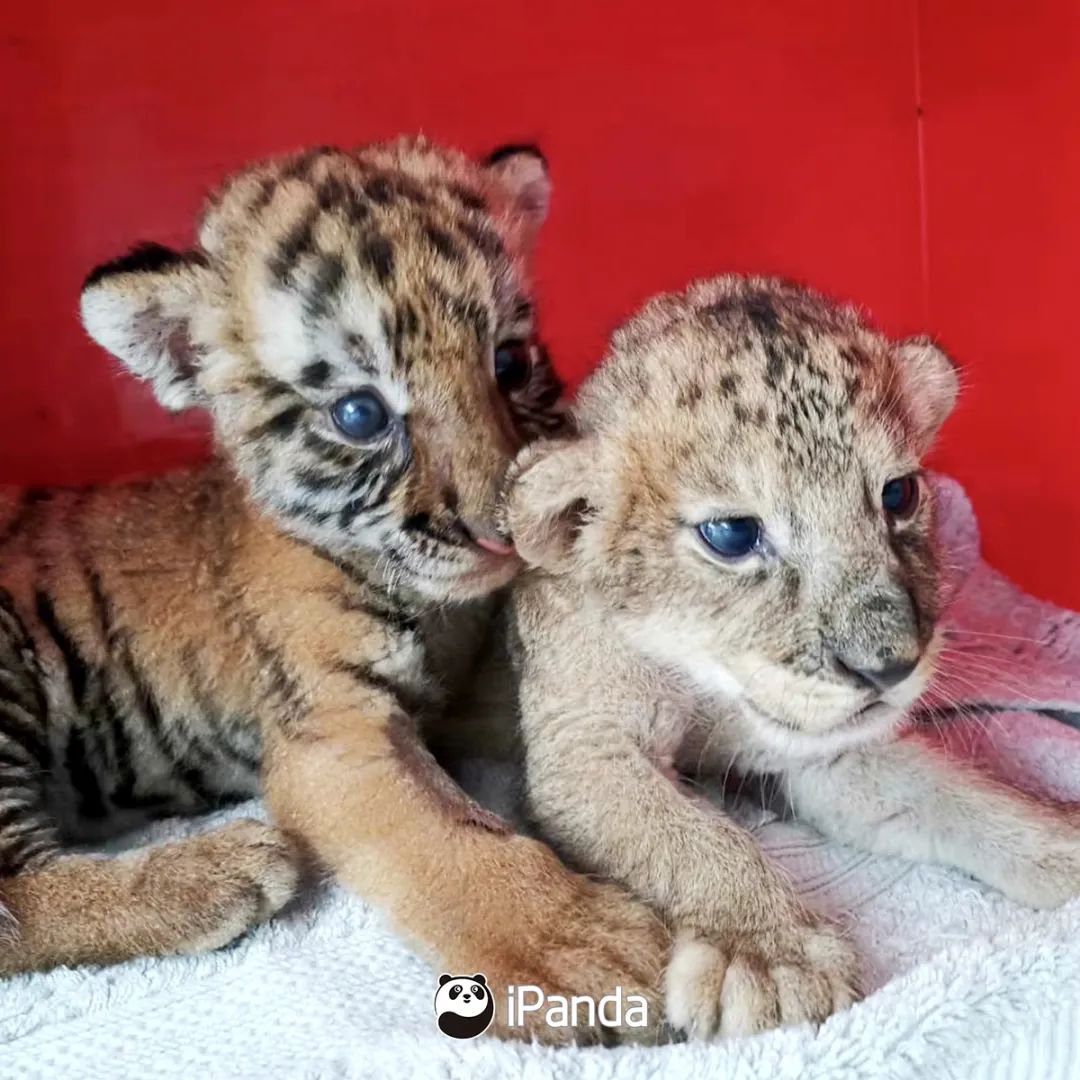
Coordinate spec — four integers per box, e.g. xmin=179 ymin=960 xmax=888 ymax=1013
xmin=698 ymin=517 xmax=761 ymax=559
xmin=882 ymin=475 xmax=919 ymax=519
xmin=330 ymin=391 xmax=391 ymax=441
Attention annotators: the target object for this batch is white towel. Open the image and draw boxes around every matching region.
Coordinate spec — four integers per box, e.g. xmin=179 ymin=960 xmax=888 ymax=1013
xmin=3 ymin=476 xmax=1080 ymax=1080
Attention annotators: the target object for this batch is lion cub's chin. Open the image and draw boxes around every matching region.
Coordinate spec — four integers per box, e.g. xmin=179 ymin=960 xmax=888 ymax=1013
xmin=736 ymin=695 xmax=910 ymax=762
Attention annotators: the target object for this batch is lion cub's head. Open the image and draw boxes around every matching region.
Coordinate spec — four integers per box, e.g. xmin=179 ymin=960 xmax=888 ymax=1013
xmin=508 ymin=276 xmax=959 ymax=757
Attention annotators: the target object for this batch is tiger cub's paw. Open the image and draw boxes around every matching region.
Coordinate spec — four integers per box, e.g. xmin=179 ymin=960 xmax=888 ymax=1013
xmin=138 ymin=819 xmax=302 ymax=955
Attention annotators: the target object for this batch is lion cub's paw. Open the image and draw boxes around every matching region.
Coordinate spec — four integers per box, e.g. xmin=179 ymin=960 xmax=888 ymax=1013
xmin=665 ymin=919 xmax=859 ymax=1039
xmin=997 ymin=809 xmax=1080 ymax=909
xmin=140 ymin=819 xmax=302 ymax=955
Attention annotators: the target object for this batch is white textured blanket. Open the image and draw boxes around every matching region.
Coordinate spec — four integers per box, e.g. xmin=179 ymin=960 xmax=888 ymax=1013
xmin=3 ymin=477 xmax=1080 ymax=1080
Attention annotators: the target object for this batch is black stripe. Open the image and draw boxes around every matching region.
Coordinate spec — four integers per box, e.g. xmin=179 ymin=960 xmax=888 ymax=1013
xmin=248 ymin=404 xmax=305 ymax=441
xmin=359 ymin=233 xmax=395 ymax=285
xmin=0 ymin=701 xmax=50 ymax=767
xmin=34 ymin=591 xmax=90 ymax=705
xmin=0 ymin=803 xmax=41 ymax=833
xmin=302 ymin=429 xmax=361 ymax=467
xmin=339 ymin=593 xmax=420 ymax=636
xmin=8 ymin=833 xmax=58 ymax=871
xmin=304 ymin=254 xmax=346 ymax=322
xmin=428 ymin=283 xmax=488 ymax=342
xmin=295 ymin=467 xmax=348 ymax=493
xmin=446 ymin=182 xmax=486 ymax=212
xmin=63 ymin=725 xmax=107 ymax=819
xmin=424 ymin=223 xmax=465 ymax=265
xmin=269 ymin=208 xmax=319 ymax=286
xmin=245 ymin=374 xmax=296 ymax=400
xmin=182 ymin=651 xmax=262 ymax=773
xmin=457 ymin=220 xmax=505 ymax=264
xmin=300 ymin=359 xmax=333 ymax=388
xmin=334 ymin=661 xmax=434 ymax=718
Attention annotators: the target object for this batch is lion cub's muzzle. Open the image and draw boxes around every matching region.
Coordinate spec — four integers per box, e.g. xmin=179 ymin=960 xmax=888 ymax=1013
xmin=824 ymin=583 xmax=927 ymax=698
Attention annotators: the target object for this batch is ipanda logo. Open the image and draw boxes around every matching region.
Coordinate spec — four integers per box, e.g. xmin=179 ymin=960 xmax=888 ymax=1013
xmin=434 ymin=974 xmax=649 ymax=1039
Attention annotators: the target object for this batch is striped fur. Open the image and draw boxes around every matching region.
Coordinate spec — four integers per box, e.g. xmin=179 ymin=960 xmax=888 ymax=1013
xmin=0 ymin=140 xmax=669 ymax=1042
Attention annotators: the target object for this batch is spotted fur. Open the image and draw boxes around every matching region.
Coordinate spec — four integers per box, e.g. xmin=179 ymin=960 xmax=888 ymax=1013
xmin=507 ymin=275 xmax=1080 ymax=1039
xmin=0 ymin=140 xmax=668 ymax=1041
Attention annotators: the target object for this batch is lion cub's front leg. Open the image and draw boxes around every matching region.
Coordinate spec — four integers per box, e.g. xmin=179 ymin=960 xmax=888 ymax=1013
xmin=786 ymin=731 xmax=1080 ymax=908
xmin=517 ymin=646 xmax=859 ymax=1039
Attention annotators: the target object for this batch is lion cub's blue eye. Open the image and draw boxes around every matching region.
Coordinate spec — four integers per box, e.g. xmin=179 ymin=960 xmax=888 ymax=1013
xmin=331 ymin=391 xmax=390 ymax=441
xmin=882 ymin=475 xmax=919 ymax=519
xmin=698 ymin=517 xmax=761 ymax=559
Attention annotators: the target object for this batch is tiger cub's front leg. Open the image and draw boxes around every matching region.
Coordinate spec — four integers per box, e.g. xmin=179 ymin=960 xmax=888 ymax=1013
xmin=264 ymin=668 xmax=669 ymax=1045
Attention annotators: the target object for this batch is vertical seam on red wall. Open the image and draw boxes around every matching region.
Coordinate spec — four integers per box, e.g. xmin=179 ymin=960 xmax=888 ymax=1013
xmin=912 ymin=0 xmax=931 ymax=326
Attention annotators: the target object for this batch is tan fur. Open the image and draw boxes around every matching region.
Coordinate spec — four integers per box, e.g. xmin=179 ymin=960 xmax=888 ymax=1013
xmin=506 ymin=275 xmax=1080 ymax=1038
xmin=0 ymin=139 xmax=668 ymax=1044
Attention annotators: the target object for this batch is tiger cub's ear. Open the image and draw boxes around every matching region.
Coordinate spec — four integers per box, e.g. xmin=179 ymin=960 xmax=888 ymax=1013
xmin=80 ymin=243 xmax=216 ymax=412
xmin=484 ymin=144 xmax=551 ymax=249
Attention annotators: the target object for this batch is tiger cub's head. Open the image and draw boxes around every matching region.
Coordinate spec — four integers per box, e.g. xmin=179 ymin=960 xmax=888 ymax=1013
xmin=81 ymin=138 xmax=564 ymax=600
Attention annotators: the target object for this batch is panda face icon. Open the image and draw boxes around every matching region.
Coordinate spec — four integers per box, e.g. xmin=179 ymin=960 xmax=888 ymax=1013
xmin=434 ymin=973 xmax=495 ymax=1039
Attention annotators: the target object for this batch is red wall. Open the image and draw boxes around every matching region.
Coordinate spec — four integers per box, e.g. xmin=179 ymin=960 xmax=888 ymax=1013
xmin=2 ymin=1 xmax=1077 ymax=605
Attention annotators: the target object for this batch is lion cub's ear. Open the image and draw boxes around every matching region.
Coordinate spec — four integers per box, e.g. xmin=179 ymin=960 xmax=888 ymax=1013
xmin=895 ymin=336 xmax=959 ymax=453
xmin=504 ymin=437 xmax=600 ymax=574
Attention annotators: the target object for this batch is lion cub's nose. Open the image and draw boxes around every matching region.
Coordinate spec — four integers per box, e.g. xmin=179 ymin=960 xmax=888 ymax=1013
xmin=835 ymin=656 xmax=918 ymax=692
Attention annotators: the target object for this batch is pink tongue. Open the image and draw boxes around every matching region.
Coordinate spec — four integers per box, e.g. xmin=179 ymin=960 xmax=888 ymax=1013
xmin=474 ymin=536 xmax=516 ymax=557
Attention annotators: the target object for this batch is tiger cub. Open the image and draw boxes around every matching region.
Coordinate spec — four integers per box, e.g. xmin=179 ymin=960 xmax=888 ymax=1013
xmin=0 ymin=139 xmax=665 ymax=1043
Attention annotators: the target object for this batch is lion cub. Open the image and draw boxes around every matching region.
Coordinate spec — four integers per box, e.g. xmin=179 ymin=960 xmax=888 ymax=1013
xmin=504 ymin=275 xmax=1080 ymax=1038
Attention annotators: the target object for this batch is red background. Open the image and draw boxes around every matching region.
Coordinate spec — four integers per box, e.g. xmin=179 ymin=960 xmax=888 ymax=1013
xmin=2 ymin=2 xmax=1077 ymax=605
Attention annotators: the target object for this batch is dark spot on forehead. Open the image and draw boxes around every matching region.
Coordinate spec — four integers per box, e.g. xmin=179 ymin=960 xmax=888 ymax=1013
xmin=364 ymin=174 xmax=396 ymax=205
xmin=359 ymin=233 xmax=395 ymax=285
xmin=755 ymin=405 xmax=767 ymax=424
xmin=251 ymin=177 xmax=278 ymax=214
xmin=424 ymin=223 xmax=465 ymax=265
xmin=317 ymin=175 xmax=370 ymax=222
xmin=343 ymin=332 xmax=378 ymax=373
xmin=391 ymin=174 xmax=432 ymax=205
xmin=280 ymin=146 xmax=338 ymax=181
xmin=383 ymin=308 xmax=410 ymax=371
xmin=676 ymin=380 xmax=704 ymax=408
xmin=399 ymin=301 xmax=421 ymax=340
xmin=764 ymin=340 xmax=787 ymax=387
xmin=745 ymin=292 xmax=781 ymax=334
xmin=304 ymin=253 xmax=346 ymax=321
xmin=269 ymin=208 xmax=319 ymax=286
xmin=732 ymin=402 xmax=750 ymax=424
xmin=300 ymin=359 xmax=333 ymax=388
xmin=699 ymin=297 xmax=739 ymax=322
xmin=718 ymin=373 xmax=740 ymax=396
